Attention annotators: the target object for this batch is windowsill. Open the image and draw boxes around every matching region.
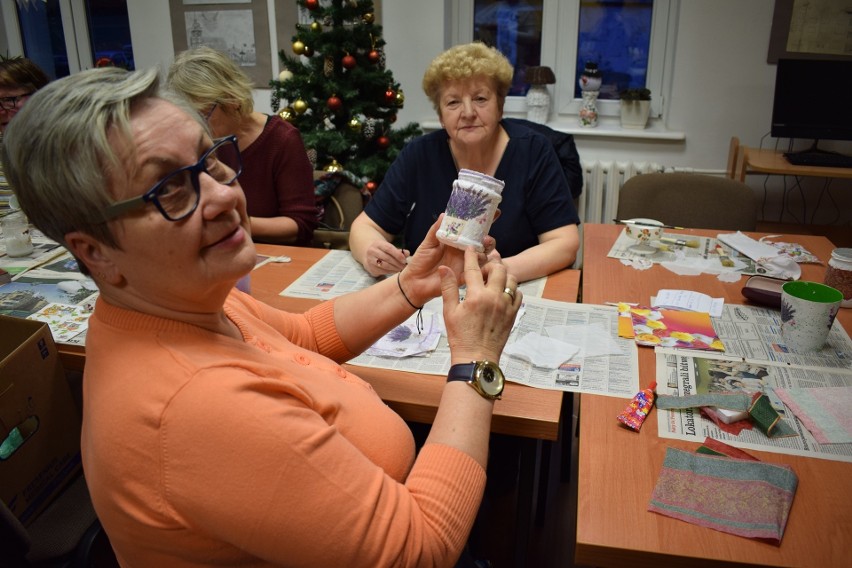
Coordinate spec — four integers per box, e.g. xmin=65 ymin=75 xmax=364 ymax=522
xmin=419 ymin=116 xmax=685 ymax=141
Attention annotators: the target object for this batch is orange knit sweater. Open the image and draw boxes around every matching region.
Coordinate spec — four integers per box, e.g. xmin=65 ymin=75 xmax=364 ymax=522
xmin=81 ymin=291 xmax=486 ymax=567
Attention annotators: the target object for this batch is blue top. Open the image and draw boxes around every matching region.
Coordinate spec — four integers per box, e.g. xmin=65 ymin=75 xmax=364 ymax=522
xmin=364 ymin=119 xmax=581 ymax=257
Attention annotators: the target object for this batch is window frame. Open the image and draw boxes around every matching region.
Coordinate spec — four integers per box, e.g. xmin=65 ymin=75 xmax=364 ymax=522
xmin=450 ymin=0 xmax=676 ymax=120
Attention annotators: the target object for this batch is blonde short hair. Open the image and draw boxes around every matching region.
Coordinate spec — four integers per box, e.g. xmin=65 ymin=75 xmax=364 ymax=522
xmin=167 ymin=46 xmax=254 ymax=117
xmin=421 ymin=42 xmax=514 ymax=113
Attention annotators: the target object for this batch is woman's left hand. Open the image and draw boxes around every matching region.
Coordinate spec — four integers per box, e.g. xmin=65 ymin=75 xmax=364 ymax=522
xmin=400 ymin=215 xmax=494 ymax=306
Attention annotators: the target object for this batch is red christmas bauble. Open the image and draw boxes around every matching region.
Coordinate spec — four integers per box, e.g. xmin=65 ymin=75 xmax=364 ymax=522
xmin=368 ymin=50 xmax=380 ymax=64
xmin=327 ymin=95 xmax=343 ymax=112
xmin=342 ymin=54 xmax=356 ymax=69
xmin=384 ymin=89 xmax=395 ymax=104
xmin=365 ymin=181 xmax=378 ymax=193
xmin=305 ymin=0 xmax=319 ymax=10
xmin=376 ymin=136 xmax=390 ymax=149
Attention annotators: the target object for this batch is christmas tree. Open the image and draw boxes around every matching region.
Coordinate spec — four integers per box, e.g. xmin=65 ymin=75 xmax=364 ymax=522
xmin=270 ymin=0 xmax=422 ymax=191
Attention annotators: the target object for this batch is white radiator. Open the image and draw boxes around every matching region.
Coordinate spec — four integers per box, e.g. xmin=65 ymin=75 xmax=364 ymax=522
xmin=573 ymin=160 xmax=664 ymax=269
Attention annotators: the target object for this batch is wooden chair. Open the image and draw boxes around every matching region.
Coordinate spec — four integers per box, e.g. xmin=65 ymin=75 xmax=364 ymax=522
xmin=726 ymin=136 xmax=741 ymax=179
xmin=616 ymin=172 xmax=757 ymax=231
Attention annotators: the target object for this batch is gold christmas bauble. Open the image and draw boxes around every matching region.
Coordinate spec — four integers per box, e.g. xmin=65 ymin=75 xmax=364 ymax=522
xmin=311 ymin=21 xmax=322 ymax=32
xmin=292 ymin=40 xmax=306 ymax=55
xmin=278 ymin=107 xmax=295 ymax=121
xmin=293 ymin=99 xmax=308 ymax=114
xmin=324 ymin=159 xmax=344 ymax=173
xmin=363 ymin=12 xmax=375 ymax=24
xmin=348 ymin=117 xmax=362 ymax=132
xmin=395 ymin=89 xmax=405 ymax=106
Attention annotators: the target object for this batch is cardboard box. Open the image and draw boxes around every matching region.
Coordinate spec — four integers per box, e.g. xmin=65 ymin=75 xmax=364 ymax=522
xmin=0 ymin=315 xmax=82 ymax=525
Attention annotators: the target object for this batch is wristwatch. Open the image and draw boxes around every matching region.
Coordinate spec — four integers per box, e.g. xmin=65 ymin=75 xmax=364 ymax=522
xmin=447 ymin=360 xmax=505 ymax=400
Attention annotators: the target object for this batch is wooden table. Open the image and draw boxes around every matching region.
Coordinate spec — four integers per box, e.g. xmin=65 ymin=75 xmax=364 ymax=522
xmin=736 ymin=147 xmax=852 ymax=181
xmin=576 ymin=224 xmax=851 ymax=568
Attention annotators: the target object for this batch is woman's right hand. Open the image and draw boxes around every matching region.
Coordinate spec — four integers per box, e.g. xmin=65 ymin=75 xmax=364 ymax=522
xmin=363 ymin=240 xmax=410 ymax=277
xmin=440 ymin=247 xmax=521 ymax=364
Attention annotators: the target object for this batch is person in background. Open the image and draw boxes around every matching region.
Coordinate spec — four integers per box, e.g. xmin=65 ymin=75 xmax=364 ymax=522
xmin=349 ymin=42 xmax=580 ymax=282
xmin=168 ymin=46 xmax=318 ymax=245
xmin=0 ymin=56 xmax=50 ymax=209
xmin=2 ymin=66 xmax=521 ymax=567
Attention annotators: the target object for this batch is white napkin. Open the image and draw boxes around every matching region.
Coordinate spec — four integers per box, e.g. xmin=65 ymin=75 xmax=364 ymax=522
xmin=503 ymin=333 xmax=580 ymax=368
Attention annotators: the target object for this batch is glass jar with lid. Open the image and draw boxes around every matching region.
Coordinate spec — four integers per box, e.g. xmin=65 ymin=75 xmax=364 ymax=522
xmin=824 ymin=247 xmax=852 ymax=308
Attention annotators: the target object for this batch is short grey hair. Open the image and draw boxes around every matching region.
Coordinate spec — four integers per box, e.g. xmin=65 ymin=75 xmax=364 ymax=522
xmin=1 ymin=67 xmax=204 ymax=266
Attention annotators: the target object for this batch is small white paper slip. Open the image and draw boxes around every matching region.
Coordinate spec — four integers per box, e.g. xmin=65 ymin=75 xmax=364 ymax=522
xmin=717 ymin=231 xmax=780 ymax=261
xmin=503 ymin=333 xmax=580 ymax=369
xmin=652 ymin=289 xmax=724 ymax=317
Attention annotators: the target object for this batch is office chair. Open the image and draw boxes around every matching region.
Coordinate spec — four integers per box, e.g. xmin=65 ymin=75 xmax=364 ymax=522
xmin=1 ymin=471 xmax=117 ymax=567
xmin=311 ymin=171 xmax=366 ymax=250
xmin=616 ymin=172 xmax=758 ymax=231
xmin=726 ymin=136 xmax=741 ymax=179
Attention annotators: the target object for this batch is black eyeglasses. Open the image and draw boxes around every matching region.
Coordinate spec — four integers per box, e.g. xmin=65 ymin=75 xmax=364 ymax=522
xmin=101 ymin=135 xmax=242 ymax=222
xmin=0 ymin=92 xmax=34 ymax=111
xmin=204 ymin=102 xmax=218 ymax=120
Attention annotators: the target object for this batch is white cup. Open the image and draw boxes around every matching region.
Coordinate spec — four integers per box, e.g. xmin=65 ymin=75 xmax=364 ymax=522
xmin=1 ymin=210 xmax=34 ymax=257
xmin=436 ymin=169 xmax=504 ymax=252
xmin=780 ymin=281 xmax=842 ymax=353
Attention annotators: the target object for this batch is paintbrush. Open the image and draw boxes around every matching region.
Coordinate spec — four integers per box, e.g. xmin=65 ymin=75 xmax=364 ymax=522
xmin=659 ymin=236 xmax=700 ymax=248
xmin=614 ymin=219 xmax=685 ymax=230
xmin=715 ymin=244 xmax=734 ymax=267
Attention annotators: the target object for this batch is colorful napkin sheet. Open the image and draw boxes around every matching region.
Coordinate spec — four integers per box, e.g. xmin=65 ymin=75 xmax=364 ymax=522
xmin=656 ymin=392 xmax=797 ymax=438
xmin=649 ymin=444 xmax=797 ymax=543
xmin=774 ymin=387 xmax=852 ymax=444
xmin=628 ymin=306 xmax=724 ymax=351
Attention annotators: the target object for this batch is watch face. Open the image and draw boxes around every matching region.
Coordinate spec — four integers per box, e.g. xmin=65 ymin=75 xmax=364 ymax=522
xmin=475 ymin=361 xmax=504 ymax=397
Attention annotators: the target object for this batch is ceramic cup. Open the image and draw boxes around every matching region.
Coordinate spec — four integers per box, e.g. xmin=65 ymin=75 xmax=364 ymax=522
xmin=780 ymin=281 xmax=842 ymax=353
xmin=436 ymin=169 xmax=504 ymax=252
xmin=623 ymin=218 xmax=664 ymax=243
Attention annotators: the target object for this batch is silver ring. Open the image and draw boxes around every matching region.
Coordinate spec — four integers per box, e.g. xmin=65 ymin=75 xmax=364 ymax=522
xmin=503 ymin=287 xmax=516 ymax=302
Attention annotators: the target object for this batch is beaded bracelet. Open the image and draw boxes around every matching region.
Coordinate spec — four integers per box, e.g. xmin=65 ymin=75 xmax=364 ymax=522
xmin=397 ymin=273 xmax=424 ymax=333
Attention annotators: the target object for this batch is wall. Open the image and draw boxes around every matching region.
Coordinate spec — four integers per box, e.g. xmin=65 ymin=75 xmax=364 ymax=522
xmin=33 ymin=0 xmax=852 ymax=224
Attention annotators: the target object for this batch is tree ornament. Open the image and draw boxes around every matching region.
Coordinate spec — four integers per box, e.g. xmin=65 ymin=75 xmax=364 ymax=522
xmin=342 ymin=54 xmax=356 ymax=69
xmin=278 ymin=69 xmax=293 ymax=82
xmin=310 ymin=21 xmax=322 ymax=32
xmin=324 ymin=56 xmax=334 ymax=77
xmin=327 ymin=95 xmax=343 ymax=112
xmin=292 ymin=40 xmax=306 ymax=55
xmin=293 ymin=99 xmax=308 ymax=114
xmin=384 ymin=88 xmax=396 ymax=105
xmin=307 ymin=148 xmax=318 ymax=169
xmin=368 ymin=49 xmax=381 ymax=64
xmin=303 ymin=45 xmax=314 ymax=57
xmin=348 ymin=116 xmax=362 ymax=132
xmin=305 ymin=0 xmax=319 ymax=10
xmin=365 ymin=180 xmax=378 ymax=193
xmin=278 ymin=107 xmax=295 ymax=122
xmin=376 ymin=135 xmax=390 ymax=149
xmin=324 ymin=159 xmax=344 ymax=173
xmin=348 ymin=0 xmax=359 ymax=6
xmin=395 ymin=89 xmax=405 ymax=107
xmin=323 ymin=116 xmax=336 ymax=130
xmin=363 ymin=12 xmax=375 ymax=24
xmin=363 ymin=118 xmax=376 ymax=139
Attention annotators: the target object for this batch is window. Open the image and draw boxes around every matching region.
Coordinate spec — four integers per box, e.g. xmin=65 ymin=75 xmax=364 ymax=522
xmin=452 ymin=0 xmax=675 ymax=120
xmin=1 ymin=0 xmax=134 ymax=79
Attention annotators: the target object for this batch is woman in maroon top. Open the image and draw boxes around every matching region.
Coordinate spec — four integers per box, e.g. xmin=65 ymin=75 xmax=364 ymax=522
xmin=168 ymin=46 xmax=318 ymax=245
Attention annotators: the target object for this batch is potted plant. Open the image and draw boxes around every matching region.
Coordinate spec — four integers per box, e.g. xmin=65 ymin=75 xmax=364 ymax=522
xmin=619 ymin=88 xmax=652 ymax=129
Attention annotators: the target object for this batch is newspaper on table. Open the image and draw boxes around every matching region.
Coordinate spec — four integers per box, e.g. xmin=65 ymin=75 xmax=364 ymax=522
xmin=280 ymin=249 xmax=547 ymax=300
xmin=349 ymin=298 xmax=639 ymax=398
xmin=606 ymin=228 xmax=763 ymax=275
xmin=654 ymin=302 xmax=852 ymax=462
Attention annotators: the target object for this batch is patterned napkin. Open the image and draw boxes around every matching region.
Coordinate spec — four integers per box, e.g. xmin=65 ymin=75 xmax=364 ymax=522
xmin=649 ymin=445 xmax=798 ymax=543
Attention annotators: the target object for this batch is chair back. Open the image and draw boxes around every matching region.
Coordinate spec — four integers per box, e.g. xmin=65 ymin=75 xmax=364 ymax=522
xmin=616 ymin=172 xmax=757 ymax=231
xmin=727 ymin=136 xmax=741 ymax=179
xmin=311 ymin=171 xmax=365 ymax=250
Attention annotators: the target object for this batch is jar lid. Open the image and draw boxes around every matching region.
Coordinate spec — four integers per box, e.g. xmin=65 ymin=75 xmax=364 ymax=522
xmin=831 ymin=248 xmax=852 ymax=262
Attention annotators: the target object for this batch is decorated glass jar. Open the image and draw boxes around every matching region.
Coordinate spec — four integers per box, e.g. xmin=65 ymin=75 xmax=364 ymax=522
xmin=824 ymin=247 xmax=852 ymax=308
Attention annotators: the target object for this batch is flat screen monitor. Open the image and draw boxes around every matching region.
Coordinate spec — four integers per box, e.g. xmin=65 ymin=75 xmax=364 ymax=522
xmin=771 ymin=58 xmax=852 ymax=142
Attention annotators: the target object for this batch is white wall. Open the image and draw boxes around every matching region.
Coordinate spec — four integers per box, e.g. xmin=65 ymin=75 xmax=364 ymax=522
xmin=84 ymin=1 xmax=852 ymax=222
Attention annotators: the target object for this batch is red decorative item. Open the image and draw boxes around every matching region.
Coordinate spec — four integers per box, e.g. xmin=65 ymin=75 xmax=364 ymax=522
xmin=368 ymin=50 xmax=380 ymax=64
xmin=376 ymin=136 xmax=390 ymax=149
xmin=365 ymin=181 xmax=378 ymax=193
xmin=342 ymin=54 xmax=356 ymax=69
xmin=305 ymin=0 xmax=319 ymax=10
xmin=327 ymin=95 xmax=343 ymax=112
xmin=384 ymin=88 xmax=395 ymax=105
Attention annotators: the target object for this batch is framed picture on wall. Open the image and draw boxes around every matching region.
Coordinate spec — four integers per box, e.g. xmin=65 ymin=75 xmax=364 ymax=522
xmin=169 ymin=0 xmax=272 ymax=87
xmin=768 ymin=0 xmax=852 ymax=63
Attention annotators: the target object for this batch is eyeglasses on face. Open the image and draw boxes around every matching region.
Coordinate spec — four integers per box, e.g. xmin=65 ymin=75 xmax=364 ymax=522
xmin=0 ymin=92 xmax=34 ymax=111
xmin=101 ymin=135 xmax=242 ymax=223
xmin=204 ymin=102 xmax=218 ymax=120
